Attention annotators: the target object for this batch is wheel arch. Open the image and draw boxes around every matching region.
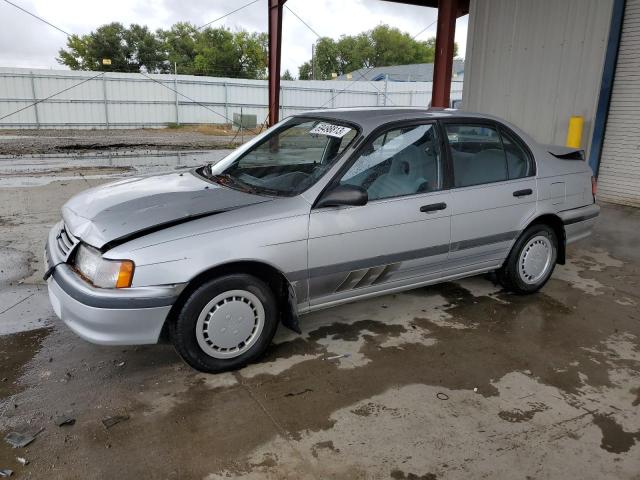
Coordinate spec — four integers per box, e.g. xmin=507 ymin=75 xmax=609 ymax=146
xmin=161 ymin=260 xmax=301 ymax=341
xmin=523 ymin=213 xmax=566 ymax=264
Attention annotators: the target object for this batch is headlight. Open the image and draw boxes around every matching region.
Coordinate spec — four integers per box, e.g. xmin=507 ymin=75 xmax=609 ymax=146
xmin=74 ymin=244 xmax=134 ymax=289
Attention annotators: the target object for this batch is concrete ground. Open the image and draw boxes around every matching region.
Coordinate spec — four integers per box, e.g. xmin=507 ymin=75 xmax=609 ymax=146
xmin=0 ymin=149 xmax=639 ymax=479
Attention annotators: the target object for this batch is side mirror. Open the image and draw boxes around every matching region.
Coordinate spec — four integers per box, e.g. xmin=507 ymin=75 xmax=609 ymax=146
xmin=316 ymin=184 xmax=368 ymax=208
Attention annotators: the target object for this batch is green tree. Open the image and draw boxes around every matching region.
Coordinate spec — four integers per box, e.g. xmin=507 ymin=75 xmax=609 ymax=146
xmin=57 ymin=23 xmax=268 ymax=79
xmin=297 ymin=25 xmax=457 ymax=80
xmin=281 ymin=69 xmax=294 ymax=80
xmin=298 ymin=61 xmax=312 ymax=80
xmin=57 ymin=22 xmax=166 ymax=73
xmin=193 ymin=28 xmax=267 ymax=79
xmin=233 ymin=31 xmax=268 ymax=79
xmin=124 ymin=24 xmax=166 ymax=72
xmin=157 ymin=22 xmax=199 ymax=74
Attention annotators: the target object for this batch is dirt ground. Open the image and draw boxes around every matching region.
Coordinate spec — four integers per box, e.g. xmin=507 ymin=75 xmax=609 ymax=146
xmin=0 ymin=126 xmax=258 ymax=155
xmin=0 ymin=144 xmax=639 ymax=479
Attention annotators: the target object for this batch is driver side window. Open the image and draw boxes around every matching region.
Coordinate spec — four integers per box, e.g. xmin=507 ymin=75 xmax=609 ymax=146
xmin=340 ymin=123 xmax=443 ymax=201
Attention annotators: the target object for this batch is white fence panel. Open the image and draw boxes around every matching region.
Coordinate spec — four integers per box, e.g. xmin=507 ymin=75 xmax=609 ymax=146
xmin=0 ymin=67 xmax=463 ymax=129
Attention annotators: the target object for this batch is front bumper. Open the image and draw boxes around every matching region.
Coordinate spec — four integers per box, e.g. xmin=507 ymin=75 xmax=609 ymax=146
xmin=45 ymin=223 xmax=185 ymax=345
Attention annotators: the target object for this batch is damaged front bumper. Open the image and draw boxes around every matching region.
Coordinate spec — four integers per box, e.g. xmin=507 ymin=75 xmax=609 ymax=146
xmin=45 ymin=223 xmax=185 ymax=345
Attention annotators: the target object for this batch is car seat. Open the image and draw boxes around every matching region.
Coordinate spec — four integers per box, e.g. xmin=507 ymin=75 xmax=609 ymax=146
xmin=367 ymin=145 xmax=428 ymax=200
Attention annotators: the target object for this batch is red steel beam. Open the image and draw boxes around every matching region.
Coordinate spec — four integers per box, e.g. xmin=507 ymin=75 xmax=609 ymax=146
xmin=268 ymin=0 xmax=285 ymax=126
xmin=431 ymin=0 xmax=458 ymax=108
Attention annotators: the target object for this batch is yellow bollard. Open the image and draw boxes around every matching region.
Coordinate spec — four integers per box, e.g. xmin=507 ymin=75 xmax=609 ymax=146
xmin=566 ymin=115 xmax=584 ymax=148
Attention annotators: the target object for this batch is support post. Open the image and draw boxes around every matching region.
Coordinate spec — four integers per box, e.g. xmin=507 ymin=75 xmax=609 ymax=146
xmin=431 ymin=0 xmax=458 ymax=108
xmin=174 ymin=62 xmax=180 ymax=126
xmin=268 ymin=0 xmax=285 ymax=126
xmin=29 ymin=72 xmax=40 ymax=129
xmin=311 ymin=42 xmax=316 ymax=80
xmin=102 ymin=75 xmax=110 ymax=129
xmin=383 ymin=74 xmax=389 ymax=106
xmin=224 ymin=82 xmax=229 ymax=124
xmin=588 ymin=0 xmax=625 ymax=176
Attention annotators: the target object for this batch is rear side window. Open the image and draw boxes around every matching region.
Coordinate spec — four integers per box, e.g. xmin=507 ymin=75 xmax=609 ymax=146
xmin=446 ymin=124 xmax=507 ymax=187
xmin=446 ymin=124 xmax=533 ymax=187
xmin=501 ymin=129 xmax=533 ymax=179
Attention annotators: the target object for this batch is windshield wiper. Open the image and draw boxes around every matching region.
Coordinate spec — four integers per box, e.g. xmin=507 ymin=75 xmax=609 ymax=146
xmin=209 ymin=173 xmax=254 ymax=193
xmin=209 ymin=172 xmax=286 ymax=197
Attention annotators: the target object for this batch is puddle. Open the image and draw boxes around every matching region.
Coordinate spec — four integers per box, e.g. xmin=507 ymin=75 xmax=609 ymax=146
xmin=0 ymin=150 xmax=232 ymax=187
xmin=0 ymin=327 xmax=50 ymax=400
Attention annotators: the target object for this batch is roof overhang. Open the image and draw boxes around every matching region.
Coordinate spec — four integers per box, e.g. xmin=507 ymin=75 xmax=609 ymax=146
xmin=381 ymin=0 xmax=469 ymax=17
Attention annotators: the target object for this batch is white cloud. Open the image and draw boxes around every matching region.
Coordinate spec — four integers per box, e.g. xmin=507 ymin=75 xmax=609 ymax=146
xmin=0 ymin=0 xmax=468 ymax=75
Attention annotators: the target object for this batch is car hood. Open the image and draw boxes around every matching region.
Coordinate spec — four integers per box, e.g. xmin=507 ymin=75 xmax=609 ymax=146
xmin=62 ymin=171 xmax=270 ymax=249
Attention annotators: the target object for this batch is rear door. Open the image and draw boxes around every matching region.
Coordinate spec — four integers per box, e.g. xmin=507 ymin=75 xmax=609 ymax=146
xmin=307 ymin=121 xmax=451 ymax=307
xmin=442 ymin=120 xmax=537 ymax=270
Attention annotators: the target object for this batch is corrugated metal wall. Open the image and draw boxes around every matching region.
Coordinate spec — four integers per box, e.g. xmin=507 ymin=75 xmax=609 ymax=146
xmin=463 ymin=0 xmax=613 ymax=157
xmin=0 ymin=67 xmax=463 ymax=129
xmin=597 ymin=0 xmax=640 ymax=207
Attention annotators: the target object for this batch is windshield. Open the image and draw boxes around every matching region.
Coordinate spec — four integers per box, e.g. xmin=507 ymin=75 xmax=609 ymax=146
xmin=204 ymin=117 xmax=357 ymax=196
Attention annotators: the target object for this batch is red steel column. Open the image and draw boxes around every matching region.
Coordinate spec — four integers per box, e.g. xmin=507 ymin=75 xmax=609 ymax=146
xmin=268 ymin=0 xmax=285 ymax=126
xmin=431 ymin=0 xmax=458 ymax=108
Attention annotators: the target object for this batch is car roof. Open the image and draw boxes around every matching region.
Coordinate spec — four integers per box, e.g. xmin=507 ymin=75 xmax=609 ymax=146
xmin=296 ymin=107 xmax=494 ymax=131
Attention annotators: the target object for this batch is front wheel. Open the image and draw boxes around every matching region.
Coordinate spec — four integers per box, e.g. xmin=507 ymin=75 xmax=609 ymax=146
xmin=497 ymin=224 xmax=558 ymax=294
xmin=170 ymin=274 xmax=279 ymax=373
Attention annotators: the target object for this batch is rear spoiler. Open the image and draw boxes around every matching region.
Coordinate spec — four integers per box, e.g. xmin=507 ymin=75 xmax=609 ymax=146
xmin=546 ymin=145 xmax=585 ymax=161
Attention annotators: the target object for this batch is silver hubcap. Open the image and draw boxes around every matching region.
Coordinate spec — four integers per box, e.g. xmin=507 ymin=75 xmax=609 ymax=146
xmin=518 ymin=235 xmax=554 ymax=285
xmin=195 ymin=290 xmax=265 ymax=359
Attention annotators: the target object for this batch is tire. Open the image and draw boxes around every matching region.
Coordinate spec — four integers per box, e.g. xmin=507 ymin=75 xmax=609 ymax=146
xmin=497 ymin=224 xmax=558 ymax=294
xmin=170 ymin=273 xmax=279 ymax=373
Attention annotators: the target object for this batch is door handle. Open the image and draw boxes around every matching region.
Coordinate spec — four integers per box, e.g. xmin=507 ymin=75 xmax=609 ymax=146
xmin=513 ymin=188 xmax=533 ymax=198
xmin=420 ymin=202 xmax=447 ymax=213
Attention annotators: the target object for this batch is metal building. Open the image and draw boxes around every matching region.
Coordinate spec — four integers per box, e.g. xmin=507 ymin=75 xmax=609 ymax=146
xmin=463 ymin=0 xmax=638 ymax=207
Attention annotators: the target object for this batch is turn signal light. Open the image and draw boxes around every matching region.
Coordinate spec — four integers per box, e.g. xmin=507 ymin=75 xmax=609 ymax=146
xmin=116 ymin=261 xmax=135 ymax=288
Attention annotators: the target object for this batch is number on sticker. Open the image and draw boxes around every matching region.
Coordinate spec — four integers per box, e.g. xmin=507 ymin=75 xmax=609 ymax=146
xmin=309 ymin=122 xmax=352 ymax=138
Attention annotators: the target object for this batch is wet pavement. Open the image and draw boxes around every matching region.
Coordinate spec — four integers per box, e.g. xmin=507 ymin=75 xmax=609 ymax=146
xmin=0 ymin=150 xmax=231 ymax=188
xmin=0 ymin=151 xmax=639 ymax=479
xmin=0 ymin=127 xmax=251 ymax=156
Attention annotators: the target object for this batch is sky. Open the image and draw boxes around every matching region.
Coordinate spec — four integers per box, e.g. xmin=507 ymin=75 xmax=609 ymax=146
xmin=0 ymin=0 xmax=468 ymax=76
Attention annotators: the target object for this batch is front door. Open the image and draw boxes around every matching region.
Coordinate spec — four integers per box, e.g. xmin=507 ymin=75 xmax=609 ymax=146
xmin=442 ymin=121 xmax=538 ymax=270
xmin=308 ymin=122 xmax=452 ymax=308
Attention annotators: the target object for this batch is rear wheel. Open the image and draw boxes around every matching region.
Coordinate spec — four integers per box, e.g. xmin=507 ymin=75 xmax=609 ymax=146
xmin=497 ymin=224 xmax=558 ymax=294
xmin=170 ymin=274 xmax=278 ymax=373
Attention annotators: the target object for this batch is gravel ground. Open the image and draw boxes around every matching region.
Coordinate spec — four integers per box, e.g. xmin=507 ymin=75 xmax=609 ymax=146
xmin=0 ymin=127 xmax=258 ymax=155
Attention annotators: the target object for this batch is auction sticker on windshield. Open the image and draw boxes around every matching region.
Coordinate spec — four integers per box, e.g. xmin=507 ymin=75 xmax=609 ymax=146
xmin=309 ymin=122 xmax=352 ymax=138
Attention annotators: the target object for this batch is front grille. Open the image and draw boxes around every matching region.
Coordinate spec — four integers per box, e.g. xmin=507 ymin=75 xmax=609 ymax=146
xmin=56 ymin=223 xmax=79 ymax=259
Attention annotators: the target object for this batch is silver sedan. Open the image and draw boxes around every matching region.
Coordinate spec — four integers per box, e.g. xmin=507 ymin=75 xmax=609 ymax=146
xmin=45 ymin=108 xmax=599 ymax=372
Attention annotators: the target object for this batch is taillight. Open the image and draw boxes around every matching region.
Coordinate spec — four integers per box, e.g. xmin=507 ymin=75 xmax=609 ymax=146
xmin=591 ymin=176 xmax=597 ymax=201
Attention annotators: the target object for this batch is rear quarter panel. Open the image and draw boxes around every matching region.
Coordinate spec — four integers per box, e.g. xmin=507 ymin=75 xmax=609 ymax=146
xmin=535 ymin=149 xmax=594 ymax=214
